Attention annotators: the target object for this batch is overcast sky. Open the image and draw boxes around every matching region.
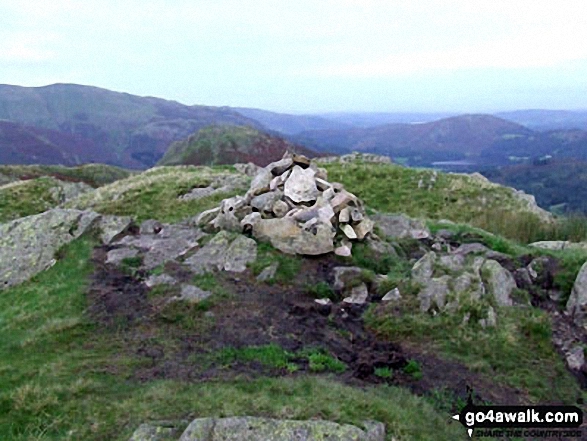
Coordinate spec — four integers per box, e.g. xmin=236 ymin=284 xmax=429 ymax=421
xmin=1 ymin=0 xmax=586 ymax=113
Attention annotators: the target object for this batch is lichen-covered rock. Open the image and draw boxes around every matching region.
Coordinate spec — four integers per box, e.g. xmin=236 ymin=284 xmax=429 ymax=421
xmin=253 ymin=217 xmax=335 ymax=255
xmin=418 ymin=276 xmax=450 ymax=312
xmin=411 ymin=252 xmax=436 ymax=285
xmin=481 ymin=259 xmax=516 ymax=306
xmin=284 ymin=165 xmax=319 ymax=203
xmin=372 ymin=213 xmax=430 ymax=239
xmin=566 ymin=261 xmax=587 ymax=329
xmin=0 ymin=209 xmax=101 ymax=289
xmin=185 ymin=231 xmax=257 ymax=274
xmin=129 ymin=423 xmax=179 ymax=441
xmin=100 ymin=214 xmax=133 ymax=244
xmin=178 ymin=416 xmax=385 ymax=441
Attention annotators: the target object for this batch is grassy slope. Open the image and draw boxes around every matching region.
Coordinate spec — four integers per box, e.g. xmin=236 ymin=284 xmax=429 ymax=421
xmin=0 ymin=237 xmax=464 ymax=440
xmin=66 ymin=165 xmax=248 ymax=223
xmin=323 ymin=161 xmax=565 ymax=243
xmin=0 ymin=164 xmax=133 ymax=223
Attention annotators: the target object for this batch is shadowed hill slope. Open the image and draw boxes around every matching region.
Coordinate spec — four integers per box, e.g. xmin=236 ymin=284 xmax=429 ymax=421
xmin=158 ymin=125 xmax=320 ymax=167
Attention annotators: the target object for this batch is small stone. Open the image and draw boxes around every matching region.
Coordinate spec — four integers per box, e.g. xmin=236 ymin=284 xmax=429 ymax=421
xmin=350 ymin=208 xmax=363 ymax=222
xmin=268 ymin=157 xmax=293 ymax=176
xmin=140 ymin=219 xmax=163 ymax=235
xmin=256 ymin=262 xmax=279 ymax=282
xmin=353 ymin=218 xmax=374 ymax=239
xmin=170 ymin=284 xmax=212 ymax=304
xmin=341 ymin=224 xmax=357 ymax=239
xmin=566 ymin=345 xmax=585 ymax=370
xmin=315 ymin=298 xmax=332 ymax=306
xmin=343 ymin=283 xmax=369 ymax=304
xmin=272 ymin=200 xmax=289 ymax=217
xmin=315 ymin=177 xmax=332 ymax=191
xmin=382 ymin=287 xmax=401 ymax=301
xmin=292 ymin=153 xmax=311 ymax=168
xmin=145 ymin=274 xmax=177 ymax=288
xmin=334 ymin=244 xmax=352 ymax=257
xmin=339 ymin=207 xmax=350 ymax=223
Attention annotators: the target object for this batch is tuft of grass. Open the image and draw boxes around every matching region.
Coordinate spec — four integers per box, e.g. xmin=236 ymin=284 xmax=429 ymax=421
xmin=306 ymin=281 xmax=337 ymax=301
xmin=302 ymin=348 xmax=347 ymax=374
xmin=248 ymin=241 xmax=302 ymax=284
xmin=374 ymin=367 xmax=393 ymax=379
xmin=403 ymin=360 xmax=423 ymax=380
xmin=217 ymin=344 xmax=297 ymax=371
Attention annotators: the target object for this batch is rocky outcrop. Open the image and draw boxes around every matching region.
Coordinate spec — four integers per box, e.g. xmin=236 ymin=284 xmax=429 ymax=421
xmin=0 ymin=209 xmax=131 ymax=289
xmin=197 ymin=152 xmax=375 ymax=256
xmin=184 ymin=231 xmax=257 ymax=274
xmin=566 ymin=262 xmax=587 ymax=328
xmin=314 ymin=152 xmax=392 ymax=164
xmin=372 ymin=213 xmax=430 ymax=239
xmin=481 ymin=259 xmax=515 ymax=306
xmin=129 ymin=416 xmax=385 ymax=441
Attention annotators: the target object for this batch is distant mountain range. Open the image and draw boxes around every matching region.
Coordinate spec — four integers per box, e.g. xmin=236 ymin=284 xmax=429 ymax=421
xmin=0 ymin=84 xmax=261 ymax=169
xmin=1 ymin=83 xmax=586 ymax=172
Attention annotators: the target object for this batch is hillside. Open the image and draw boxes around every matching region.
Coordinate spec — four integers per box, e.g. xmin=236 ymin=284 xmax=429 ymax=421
xmin=483 ymin=158 xmax=587 ymax=214
xmin=497 ymin=109 xmax=587 ymax=131
xmin=0 ymin=84 xmax=262 ymax=169
xmin=293 ymin=114 xmax=534 ymax=167
xmin=1 ymin=157 xmax=587 ymax=440
xmin=158 ymin=125 xmax=319 ymax=167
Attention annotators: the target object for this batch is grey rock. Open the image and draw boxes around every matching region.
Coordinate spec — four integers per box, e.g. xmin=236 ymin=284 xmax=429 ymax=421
xmin=353 ymin=218 xmax=374 ymax=240
xmin=418 ymin=275 xmax=450 ymax=312
xmin=333 ymin=266 xmax=363 ymax=292
xmin=382 ymin=287 xmax=401 ymax=302
xmin=251 ymin=191 xmax=283 ymax=212
xmin=179 ymin=416 xmax=385 ymax=441
xmin=267 ymin=157 xmax=293 ymax=176
xmin=253 ymin=217 xmax=334 ymax=255
xmin=99 ymin=215 xmax=133 ymax=244
xmin=372 ymin=213 xmax=430 ymax=239
xmin=314 ymin=298 xmax=332 ymax=306
xmin=145 ymin=274 xmax=177 ymax=288
xmin=106 ymin=247 xmax=139 ymax=265
xmin=481 ymin=260 xmax=516 ymax=306
xmin=195 ymin=207 xmax=221 ymax=229
xmin=438 ymin=254 xmax=465 ymax=272
xmin=169 ymin=284 xmax=212 ymax=304
xmin=224 ymin=235 xmax=257 ymax=272
xmin=129 ymin=423 xmax=179 ymax=441
xmin=256 ymin=262 xmax=279 ymax=282
xmin=140 ymin=219 xmax=164 ymax=235
xmin=343 ymin=283 xmax=369 ymax=304
xmin=566 ymin=261 xmax=587 ymax=328
xmin=529 ymin=241 xmax=570 ymax=250
xmin=479 ymin=306 xmax=497 ymax=328
xmin=453 ymin=272 xmax=485 ymax=302
xmin=566 ymin=345 xmax=585 ymax=370
xmin=119 ymin=225 xmax=203 ymax=270
xmin=283 ymin=165 xmax=318 ymax=203
xmin=341 ymin=224 xmax=357 ymax=239
xmin=453 ymin=243 xmax=489 ymax=256
xmin=411 ymin=252 xmax=436 ymax=285
xmin=334 ymin=243 xmax=352 ymax=257
xmin=249 ymin=168 xmax=273 ymax=196
xmin=272 ymin=200 xmax=289 ymax=217
xmin=185 ymin=232 xmax=256 ymax=274
xmin=339 ymin=207 xmax=350 ymax=223
xmin=0 ymin=209 xmax=101 ymax=289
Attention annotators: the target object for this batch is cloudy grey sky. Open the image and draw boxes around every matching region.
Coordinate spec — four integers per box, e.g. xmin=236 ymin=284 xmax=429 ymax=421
xmin=1 ymin=0 xmax=586 ymax=113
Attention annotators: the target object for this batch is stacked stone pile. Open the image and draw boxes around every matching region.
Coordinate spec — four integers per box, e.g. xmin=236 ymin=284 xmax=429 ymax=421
xmin=196 ymin=152 xmax=374 ymax=256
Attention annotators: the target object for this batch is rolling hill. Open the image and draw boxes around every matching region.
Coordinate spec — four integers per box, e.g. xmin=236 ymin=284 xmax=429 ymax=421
xmin=158 ymin=125 xmax=319 ymax=167
xmin=292 ymin=114 xmax=534 ymax=166
xmin=0 ymin=84 xmax=262 ymax=169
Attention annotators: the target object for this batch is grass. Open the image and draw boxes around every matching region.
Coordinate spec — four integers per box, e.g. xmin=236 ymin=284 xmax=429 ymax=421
xmin=66 ymin=165 xmax=249 ymax=223
xmin=0 ymin=237 xmax=469 ymax=440
xmin=306 ymin=281 xmax=337 ymax=300
xmin=0 ymin=177 xmax=64 ymax=223
xmin=403 ymin=360 xmax=423 ymax=380
xmin=248 ymin=241 xmax=302 ymax=284
xmin=367 ymin=304 xmax=580 ymax=404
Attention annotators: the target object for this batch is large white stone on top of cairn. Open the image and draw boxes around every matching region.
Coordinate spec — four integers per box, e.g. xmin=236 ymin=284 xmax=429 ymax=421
xmin=283 ymin=165 xmax=319 ymax=203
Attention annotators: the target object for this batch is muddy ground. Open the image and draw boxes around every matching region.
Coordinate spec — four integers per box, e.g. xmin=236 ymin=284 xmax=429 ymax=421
xmin=85 ymin=246 xmax=531 ymax=412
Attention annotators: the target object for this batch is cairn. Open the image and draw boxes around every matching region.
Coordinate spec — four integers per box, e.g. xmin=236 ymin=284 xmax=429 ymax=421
xmin=196 ymin=152 xmax=374 ymax=256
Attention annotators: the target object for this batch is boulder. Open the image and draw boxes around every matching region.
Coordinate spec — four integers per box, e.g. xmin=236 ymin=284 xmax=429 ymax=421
xmin=411 ymin=252 xmax=436 ymax=285
xmin=178 ymin=416 xmax=385 ymax=441
xmin=253 ymin=218 xmax=334 ymax=255
xmin=0 ymin=209 xmax=103 ymax=289
xmin=371 ymin=213 xmax=430 ymax=239
xmin=185 ymin=231 xmax=257 ymax=274
xmin=418 ymin=276 xmax=450 ymax=312
xmin=99 ymin=215 xmax=133 ymax=244
xmin=566 ymin=261 xmax=587 ymax=328
xmin=481 ymin=259 xmax=516 ymax=306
